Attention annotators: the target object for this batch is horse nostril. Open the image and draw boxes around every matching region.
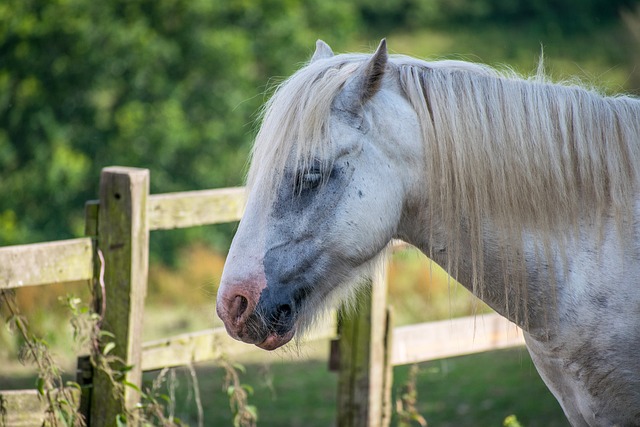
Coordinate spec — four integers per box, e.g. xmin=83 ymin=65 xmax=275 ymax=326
xmin=275 ymin=304 xmax=292 ymax=325
xmin=278 ymin=304 xmax=292 ymax=317
xmin=231 ymin=295 xmax=249 ymax=323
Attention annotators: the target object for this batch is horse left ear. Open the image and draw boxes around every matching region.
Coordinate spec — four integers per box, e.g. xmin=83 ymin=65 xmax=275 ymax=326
xmin=311 ymin=40 xmax=334 ymax=62
xmin=335 ymin=39 xmax=388 ymax=113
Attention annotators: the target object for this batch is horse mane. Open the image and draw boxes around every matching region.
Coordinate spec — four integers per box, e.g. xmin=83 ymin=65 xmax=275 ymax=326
xmin=248 ymin=51 xmax=640 ymax=310
xmin=396 ymin=57 xmax=640 ymax=291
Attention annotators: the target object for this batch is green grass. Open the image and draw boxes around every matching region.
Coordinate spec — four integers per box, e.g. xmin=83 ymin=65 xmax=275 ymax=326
xmin=0 ymin=326 xmax=569 ymax=426
xmin=139 ymin=345 xmax=567 ymax=426
xmin=392 ymin=350 xmax=568 ymax=427
xmin=0 ymin=247 xmax=573 ymax=426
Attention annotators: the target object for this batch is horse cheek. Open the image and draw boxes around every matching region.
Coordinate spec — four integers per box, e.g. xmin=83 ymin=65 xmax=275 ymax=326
xmin=334 ymin=183 xmax=401 ymax=266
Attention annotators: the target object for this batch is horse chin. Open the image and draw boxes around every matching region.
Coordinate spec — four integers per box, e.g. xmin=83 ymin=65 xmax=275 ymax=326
xmin=256 ymin=328 xmax=295 ymax=351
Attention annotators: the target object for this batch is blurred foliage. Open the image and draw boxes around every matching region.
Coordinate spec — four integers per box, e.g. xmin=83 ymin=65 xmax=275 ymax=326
xmin=356 ymin=0 xmax=640 ymax=34
xmin=0 ymin=0 xmax=358 ymax=260
xmin=623 ymin=5 xmax=640 ymax=91
xmin=1 ymin=0 xmax=639 ymax=263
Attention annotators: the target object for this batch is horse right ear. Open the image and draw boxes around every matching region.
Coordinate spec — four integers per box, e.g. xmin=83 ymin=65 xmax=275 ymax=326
xmin=334 ymin=39 xmax=388 ymax=114
xmin=311 ymin=40 xmax=334 ymax=62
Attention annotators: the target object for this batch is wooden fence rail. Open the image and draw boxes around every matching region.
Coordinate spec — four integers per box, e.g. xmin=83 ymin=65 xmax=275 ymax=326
xmin=0 ymin=238 xmax=94 ymax=289
xmin=0 ymin=166 xmax=524 ymax=427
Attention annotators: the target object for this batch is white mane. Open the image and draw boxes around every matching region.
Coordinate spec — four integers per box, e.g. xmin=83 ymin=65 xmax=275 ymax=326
xmin=249 ymin=52 xmax=640 ymax=293
xmin=396 ymin=56 xmax=640 ymax=287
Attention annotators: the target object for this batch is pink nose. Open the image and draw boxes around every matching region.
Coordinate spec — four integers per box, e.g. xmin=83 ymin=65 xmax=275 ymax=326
xmin=216 ymin=275 xmax=266 ymax=343
xmin=217 ymin=291 xmax=252 ymax=338
xmin=228 ymin=295 xmax=249 ymax=323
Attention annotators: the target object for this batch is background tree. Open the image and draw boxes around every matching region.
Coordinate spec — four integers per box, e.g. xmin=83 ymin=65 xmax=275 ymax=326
xmin=2 ymin=0 xmax=638 ymax=261
xmin=0 ymin=0 xmax=357 ymax=259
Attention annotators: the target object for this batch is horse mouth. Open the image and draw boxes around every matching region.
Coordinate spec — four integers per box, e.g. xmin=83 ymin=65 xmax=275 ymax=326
xmin=232 ymin=311 xmax=296 ymax=350
xmin=256 ymin=328 xmax=295 ymax=350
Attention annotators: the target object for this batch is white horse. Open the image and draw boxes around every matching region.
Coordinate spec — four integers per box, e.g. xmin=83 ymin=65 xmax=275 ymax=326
xmin=216 ymin=40 xmax=640 ymax=426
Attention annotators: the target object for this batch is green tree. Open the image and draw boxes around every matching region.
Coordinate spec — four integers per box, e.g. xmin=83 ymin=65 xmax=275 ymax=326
xmin=355 ymin=0 xmax=640 ymax=33
xmin=0 ymin=0 xmax=358 ymax=256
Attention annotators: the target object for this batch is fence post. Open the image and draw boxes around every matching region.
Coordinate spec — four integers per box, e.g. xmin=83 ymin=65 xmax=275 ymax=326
xmin=333 ymin=262 xmax=393 ymax=427
xmin=90 ymin=167 xmax=149 ymax=426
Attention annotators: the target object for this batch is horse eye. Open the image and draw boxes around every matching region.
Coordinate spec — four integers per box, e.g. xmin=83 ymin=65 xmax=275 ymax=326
xmin=297 ymin=170 xmax=323 ymax=192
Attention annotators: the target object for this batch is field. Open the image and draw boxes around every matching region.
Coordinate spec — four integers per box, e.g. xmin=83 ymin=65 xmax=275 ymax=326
xmin=135 ymin=345 xmax=569 ymax=427
xmin=1 ymin=336 xmax=568 ymax=426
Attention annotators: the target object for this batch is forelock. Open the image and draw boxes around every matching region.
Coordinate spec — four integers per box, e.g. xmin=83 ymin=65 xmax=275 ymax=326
xmin=246 ymin=55 xmax=367 ymax=201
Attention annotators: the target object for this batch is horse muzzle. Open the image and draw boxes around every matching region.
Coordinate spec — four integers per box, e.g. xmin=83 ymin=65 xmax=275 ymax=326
xmin=216 ymin=276 xmax=296 ymax=350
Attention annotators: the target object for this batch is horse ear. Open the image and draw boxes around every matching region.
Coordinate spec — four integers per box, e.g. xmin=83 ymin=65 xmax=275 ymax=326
xmin=311 ymin=40 xmax=334 ymax=62
xmin=335 ymin=39 xmax=388 ymax=113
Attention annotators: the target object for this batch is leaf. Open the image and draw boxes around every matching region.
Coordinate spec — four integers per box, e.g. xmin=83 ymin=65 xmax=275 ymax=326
xmin=241 ymin=384 xmax=254 ymax=395
xmin=103 ymin=342 xmax=116 ymax=355
xmin=233 ymin=363 xmax=246 ymax=374
xmin=66 ymin=381 xmax=82 ymax=390
xmin=116 ymin=414 xmax=127 ymax=427
xmin=99 ymin=330 xmax=116 ymax=339
xmin=123 ymin=380 xmax=141 ymax=393
xmin=504 ymin=414 xmax=524 ymax=427
xmin=227 ymin=385 xmax=236 ymax=397
xmin=120 ymin=364 xmax=135 ymax=373
xmin=36 ymin=377 xmax=45 ymax=395
xmin=245 ymin=405 xmax=258 ymax=419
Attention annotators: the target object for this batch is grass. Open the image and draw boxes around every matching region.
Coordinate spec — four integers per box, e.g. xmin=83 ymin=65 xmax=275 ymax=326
xmin=0 ymin=346 xmax=569 ymax=426
xmin=394 ymin=350 xmax=568 ymax=427
xmin=0 ymin=245 xmax=567 ymax=426
xmin=137 ymin=345 xmax=568 ymax=426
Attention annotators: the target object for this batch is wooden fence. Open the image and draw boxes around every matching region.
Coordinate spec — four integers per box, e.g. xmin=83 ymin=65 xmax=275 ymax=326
xmin=0 ymin=166 xmax=525 ymax=426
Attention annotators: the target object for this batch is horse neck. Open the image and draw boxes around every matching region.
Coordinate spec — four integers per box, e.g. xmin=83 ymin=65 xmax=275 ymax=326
xmin=397 ymin=204 xmax=557 ymax=336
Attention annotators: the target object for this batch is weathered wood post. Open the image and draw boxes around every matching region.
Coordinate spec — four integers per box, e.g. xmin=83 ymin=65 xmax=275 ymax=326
xmin=331 ymin=263 xmax=393 ymax=427
xmin=89 ymin=167 xmax=149 ymax=426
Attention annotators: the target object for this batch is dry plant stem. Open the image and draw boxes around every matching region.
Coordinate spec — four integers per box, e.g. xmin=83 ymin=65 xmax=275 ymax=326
xmin=396 ymin=364 xmax=427 ymax=427
xmin=2 ymin=292 xmax=48 ymax=375
xmin=218 ymin=358 xmax=258 ymax=427
xmin=187 ymin=363 xmax=204 ymax=427
xmin=0 ymin=290 xmax=86 ymax=427
xmin=96 ymin=248 xmax=107 ymax=328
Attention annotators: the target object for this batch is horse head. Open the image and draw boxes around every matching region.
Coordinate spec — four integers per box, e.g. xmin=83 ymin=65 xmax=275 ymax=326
xmin=216 ymin=40 xmax=424 ymax=349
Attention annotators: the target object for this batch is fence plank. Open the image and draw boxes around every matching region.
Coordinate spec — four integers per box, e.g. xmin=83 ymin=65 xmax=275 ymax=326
xmin=90 ymin=167 xmax=149 ymax=426
xmin=0 ymin=238 xmax=93 ymax=289
xmin=142 ymin=328 xmax=245 ymax=371
xmin=142 ymin=320 xmax=337 ymax=372
xmin=148 ymin=187 xmax=245 ymax=230
xmin=390 ymin=313 xmax=525 ymax=366
xmin=0 ymin=388 xmax=81 ymax=427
